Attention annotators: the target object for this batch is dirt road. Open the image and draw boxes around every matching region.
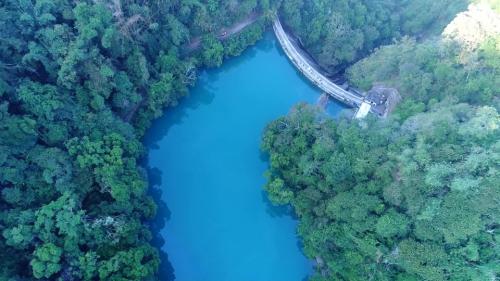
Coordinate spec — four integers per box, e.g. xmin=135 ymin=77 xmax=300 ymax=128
xmin=186 ymin=12 xmax=261 ymax=51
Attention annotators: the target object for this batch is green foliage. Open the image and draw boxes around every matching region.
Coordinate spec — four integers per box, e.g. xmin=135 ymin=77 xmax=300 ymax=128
xmin=0 ymin=0 xmax=272 ymax=279
xmin=30 ymin=243 xmax=63 ymax=279
xmin=34 ymin=192 xmax=83 ymax=244
xmin=263 ymin=102 xmax=499 ymax=280
xmin=348 ymin=37 xmax=499 ymax=120
xmin=375 ymin=210 xmax=409 ymax=239
xmin=224 ymin=22 xmax=265 ymax=57
xmin=280 ymin=0 xmax=468 ymax=73
xmin=98 ymin=246 xmax=159 ymax=281
xmin=261 ymin=9 xmax=500 ymax=279
xmin=201 ymin=35 xmax=225 ymax=67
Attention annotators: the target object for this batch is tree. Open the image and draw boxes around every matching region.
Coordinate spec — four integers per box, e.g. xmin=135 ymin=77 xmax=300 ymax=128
xmin=201 ymin=35 xmax=224 ymax=67
xmin=260 ymin=16 xmax=500 ymax=278
xmin=30 ymin=243 xmax=63 ymax=279
xmin=375 ymin=209 xmax=409 ymax=240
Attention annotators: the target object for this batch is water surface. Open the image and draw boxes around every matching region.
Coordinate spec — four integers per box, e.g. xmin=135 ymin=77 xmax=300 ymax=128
xmin=145 ymin=33 xmax=344 ymax=281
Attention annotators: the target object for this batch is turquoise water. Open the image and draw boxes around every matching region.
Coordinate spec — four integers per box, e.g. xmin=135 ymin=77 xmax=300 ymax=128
xmin=145 ymin=33 xmax=344 ymax=281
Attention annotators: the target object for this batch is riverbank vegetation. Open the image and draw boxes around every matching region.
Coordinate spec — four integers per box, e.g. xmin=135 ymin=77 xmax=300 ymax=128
xmin=0 ymin=0 xmax=272 ymax=280
xmin=2 ymin=0 xmax=498 ymax=280
xmin=263 ymin=2 xmax=499 ymax=280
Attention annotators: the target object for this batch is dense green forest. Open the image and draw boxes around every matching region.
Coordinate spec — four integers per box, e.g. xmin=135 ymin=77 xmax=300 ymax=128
xmin=279 ymin=0 xmax=470 ymax=73
xmin=263 ymin=2 xmax=499 ymax=280
xmin=0 ymin=0 xmax=272 ymax=280
xmin=1 ymin=0 xmax=498 ymax=280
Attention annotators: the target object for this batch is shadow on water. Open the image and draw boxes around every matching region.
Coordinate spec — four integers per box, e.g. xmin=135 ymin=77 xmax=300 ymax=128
xmin=259 ymin=149 xmax=310 ymax=278
xmin=261 ymin=191 xmax=296 ymax=218
xmin=145 ymin=31 xmax=279 ymax=150
xmin=143 ymin=32 xmax=267 ymax=150
xmin=258 ymin=144 xmax=297 ymax=219
xmin=143 ymin=80 xmax=216 ymax=149
xmin=198 ymin=31 xmax=276 ymax=80
xmin=220 ymin=47 xmax=259 ymax=74
xmin=143 ymin=30 xmax=318 ymax=281
xmin=146 ymin=165 xmax=176 ymax=281
xmin=255 ymin=32 xmax=275 ymax=52
xmin=261 ymin=189 xmax=310 ymax=281
xmin=142 ymin=34 xmax=275 ymax=281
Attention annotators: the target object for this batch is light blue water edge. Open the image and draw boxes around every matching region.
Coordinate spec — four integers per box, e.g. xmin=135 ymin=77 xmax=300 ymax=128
xmin=144 ymin=32 xmax=346 ymax=281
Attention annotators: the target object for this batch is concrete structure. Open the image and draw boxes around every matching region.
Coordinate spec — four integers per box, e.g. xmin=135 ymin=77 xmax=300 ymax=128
xmin=273 ymin=18 xmax=374 ymax=117
xmin=354 ymin=102 xmax=372 ymax=118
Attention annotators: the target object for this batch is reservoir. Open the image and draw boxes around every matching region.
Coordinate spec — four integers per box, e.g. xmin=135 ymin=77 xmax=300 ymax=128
xmin=145 ymin=33 xmax=344 ymax=281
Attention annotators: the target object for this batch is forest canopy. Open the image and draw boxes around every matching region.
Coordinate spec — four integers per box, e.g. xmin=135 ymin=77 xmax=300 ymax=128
xmin=279 ymin=0 xmax=470 ymax=74
xmin=1 ymin=0 xmax=498 ymax=280
xmin=0 ymin=0 xmax=272 ymax=280
xmin=262 ymin=2 xmax=499 ymax=280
